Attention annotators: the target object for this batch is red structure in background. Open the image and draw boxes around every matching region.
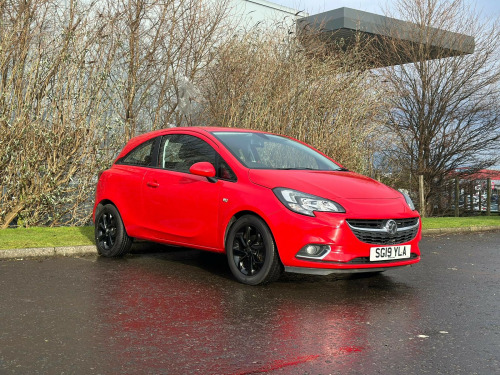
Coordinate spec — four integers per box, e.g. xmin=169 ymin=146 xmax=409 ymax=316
xmin=461 ymin=169 xmax=500 ymax=183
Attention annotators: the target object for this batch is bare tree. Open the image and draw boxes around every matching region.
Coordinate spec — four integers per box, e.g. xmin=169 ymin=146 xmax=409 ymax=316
xmin=0 ymin=0 xmax=118 ymax=228
xmin=106 ymin=0 xmax=231 ymax=141
xmin=199 ymin=27 xmax=391 ymax=173
xmin=0 ymin=0 xmax=232 ymax=228
xmin=376 ymin=0 xmax=500 ymax=215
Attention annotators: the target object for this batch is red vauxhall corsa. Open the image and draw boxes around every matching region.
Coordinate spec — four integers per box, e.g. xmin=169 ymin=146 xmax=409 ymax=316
xmin=93 ymin=127 xmax=421 ymax=285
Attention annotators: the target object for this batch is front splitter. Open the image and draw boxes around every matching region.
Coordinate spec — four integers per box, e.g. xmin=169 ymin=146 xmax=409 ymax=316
xmin=284 ymin=265 xmax=409 ymax=275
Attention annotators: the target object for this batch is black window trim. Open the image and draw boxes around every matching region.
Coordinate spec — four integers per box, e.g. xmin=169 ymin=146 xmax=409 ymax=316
xmin=215 ymin=154 xmax=237 ymax=183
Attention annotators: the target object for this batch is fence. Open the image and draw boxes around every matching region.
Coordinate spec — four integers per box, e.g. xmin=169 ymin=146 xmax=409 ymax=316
xmin=441 ymin=177 xmax=499 ymax=216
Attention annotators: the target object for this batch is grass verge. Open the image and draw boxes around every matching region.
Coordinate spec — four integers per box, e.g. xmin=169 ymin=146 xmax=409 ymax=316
xmin=0 ymin=226 xmax=94 ymax=250
xmin=0 ymin=216 xmax=499 ymax=250
xmin=421 ymin=215 xmax=500 ymax=229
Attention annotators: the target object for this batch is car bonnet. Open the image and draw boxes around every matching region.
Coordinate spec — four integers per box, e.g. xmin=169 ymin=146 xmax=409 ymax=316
xmin=248 ymin=169 xmax=402 ymax=200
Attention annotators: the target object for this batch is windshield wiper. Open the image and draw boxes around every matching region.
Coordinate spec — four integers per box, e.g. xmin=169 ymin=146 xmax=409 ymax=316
xmin=275 ymin=167 xmax=316 ymax=170
xmin=274 ymin=167 xmax=349 ymax=171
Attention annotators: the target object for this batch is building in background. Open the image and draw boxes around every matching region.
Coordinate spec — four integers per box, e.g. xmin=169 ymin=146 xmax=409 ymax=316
xmin=234 ymin=1 xmax=474 ymax=67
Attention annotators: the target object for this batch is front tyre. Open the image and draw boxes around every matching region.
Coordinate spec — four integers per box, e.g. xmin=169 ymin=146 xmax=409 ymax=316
xmin=226 ymin=215 xmax=282 ymax=285
xmin=95 ymin=204 xmax=132 ymax=257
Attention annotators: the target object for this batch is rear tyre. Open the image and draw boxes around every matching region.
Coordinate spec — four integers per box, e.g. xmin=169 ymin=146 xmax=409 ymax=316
xmin=226 ymin=215 xmax=282 ymax=285
xmin=95 ymin=204 xmax=132 ymax=257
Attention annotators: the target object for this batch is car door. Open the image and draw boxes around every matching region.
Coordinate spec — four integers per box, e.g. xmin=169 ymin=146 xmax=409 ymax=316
xmin=112 ymin=137 xmax=159 ymax=234
xmin=141 ymin=133 xmax=223 ymax=250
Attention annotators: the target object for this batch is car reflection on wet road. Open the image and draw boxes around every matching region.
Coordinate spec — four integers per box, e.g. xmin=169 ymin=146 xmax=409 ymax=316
xmin=0 ymin=231 xmax=499 ymax=374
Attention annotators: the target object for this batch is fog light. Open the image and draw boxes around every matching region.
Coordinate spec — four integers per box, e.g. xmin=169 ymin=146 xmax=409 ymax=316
xmin=296 ymin=244 xmax=331 ymax=260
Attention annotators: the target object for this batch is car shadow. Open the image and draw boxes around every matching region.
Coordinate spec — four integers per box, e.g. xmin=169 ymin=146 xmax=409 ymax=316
xmin=129 ymin=242 xmax=235 ymax=280
xmin=114 ymin=241 xmax=415 ymax=294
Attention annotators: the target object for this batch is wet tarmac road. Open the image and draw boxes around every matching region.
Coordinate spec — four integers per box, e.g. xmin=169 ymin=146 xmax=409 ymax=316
xmin=0 ymin=231 xmax=499 ymax=375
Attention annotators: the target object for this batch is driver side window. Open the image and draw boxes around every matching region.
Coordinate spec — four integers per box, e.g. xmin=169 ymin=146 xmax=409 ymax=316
xmin=159 ymin=134 xmax=216 ymax=173
xmin=159 ymin=134 xmax=236 ymax=181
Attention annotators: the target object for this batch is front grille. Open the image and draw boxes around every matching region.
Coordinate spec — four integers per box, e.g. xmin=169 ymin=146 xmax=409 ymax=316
xmin=346 ymin=218 xmax=419 ymax=245
xmin=347 ymin=218 xmax=418 ymax=230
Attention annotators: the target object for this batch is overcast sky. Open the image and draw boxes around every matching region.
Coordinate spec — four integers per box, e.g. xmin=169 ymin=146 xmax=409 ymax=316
xmin=270 ymin=0 xmax=500 ymax=17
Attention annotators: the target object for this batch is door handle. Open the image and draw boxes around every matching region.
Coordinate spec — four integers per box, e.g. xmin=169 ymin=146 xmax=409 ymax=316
xmin=146 ymin=181 xmax=160 ymax=188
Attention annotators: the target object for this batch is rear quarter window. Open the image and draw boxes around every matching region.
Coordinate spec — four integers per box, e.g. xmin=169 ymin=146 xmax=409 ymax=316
xmin=117 ymin=138 xmax=155 ymax=167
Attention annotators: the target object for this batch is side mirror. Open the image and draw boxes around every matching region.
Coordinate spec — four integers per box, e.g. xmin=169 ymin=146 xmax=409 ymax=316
xmin=189 ymin=162 xmax=216 ymax=179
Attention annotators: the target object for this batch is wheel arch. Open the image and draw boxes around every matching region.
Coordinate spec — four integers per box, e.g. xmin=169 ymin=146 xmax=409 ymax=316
xmin=94 ymin=199 xmax=116 ymax=220
xmin=223 ymin=210 xmax=283 ymax=264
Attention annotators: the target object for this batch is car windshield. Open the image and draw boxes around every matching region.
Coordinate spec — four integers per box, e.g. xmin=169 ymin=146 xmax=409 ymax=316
xmin=212 ymin=131 xmax=342 ymax=171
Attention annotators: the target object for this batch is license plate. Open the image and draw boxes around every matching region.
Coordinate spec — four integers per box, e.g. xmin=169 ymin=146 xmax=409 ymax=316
xmin=370 ymin=245 xmax=411 ymax=261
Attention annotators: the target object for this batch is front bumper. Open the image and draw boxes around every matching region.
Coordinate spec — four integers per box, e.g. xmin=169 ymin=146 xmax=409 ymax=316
xmin=267 ymin=207 xmax=422 ymax=271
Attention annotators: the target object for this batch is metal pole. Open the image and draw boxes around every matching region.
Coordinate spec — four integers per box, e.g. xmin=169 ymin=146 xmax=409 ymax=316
xmin=478 ymin=182 xmax=482 ymax=214
xmin=419 ymin=175 xmax=425 ymax=217
xmin=464 ymin=182 xmax=468 ymax=212
xmin=469 ymin=182 xmax=474 ymax=214
xmin=455 ymin=176 xmax=460 ymax=217
xmin=447 ymin=181 xmax=452 ymax=215
xmin=486 ymin=178 xmax=491 ymax=216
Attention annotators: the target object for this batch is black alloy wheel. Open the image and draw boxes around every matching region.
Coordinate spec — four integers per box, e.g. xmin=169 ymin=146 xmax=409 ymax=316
xmin=226 ymin=215 xmax=282 ymax=285
xmin=97 ymin=211 xmax=117 ymax=250
xmin=233 ymin=224 xmax=265 ymax=276
xmin=95 ymin=204 xmax=132 ymax=257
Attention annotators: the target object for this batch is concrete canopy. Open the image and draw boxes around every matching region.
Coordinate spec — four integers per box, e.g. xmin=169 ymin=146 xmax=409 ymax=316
xmin=297 ymin=7 xmax=475 ymax=67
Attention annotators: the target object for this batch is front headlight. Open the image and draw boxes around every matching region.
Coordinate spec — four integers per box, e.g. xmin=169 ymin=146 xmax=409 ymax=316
xmin=402 ymin=192 xmax=416 ymax=211
xmin=273 ymin=188 xmax=345 ymax=216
